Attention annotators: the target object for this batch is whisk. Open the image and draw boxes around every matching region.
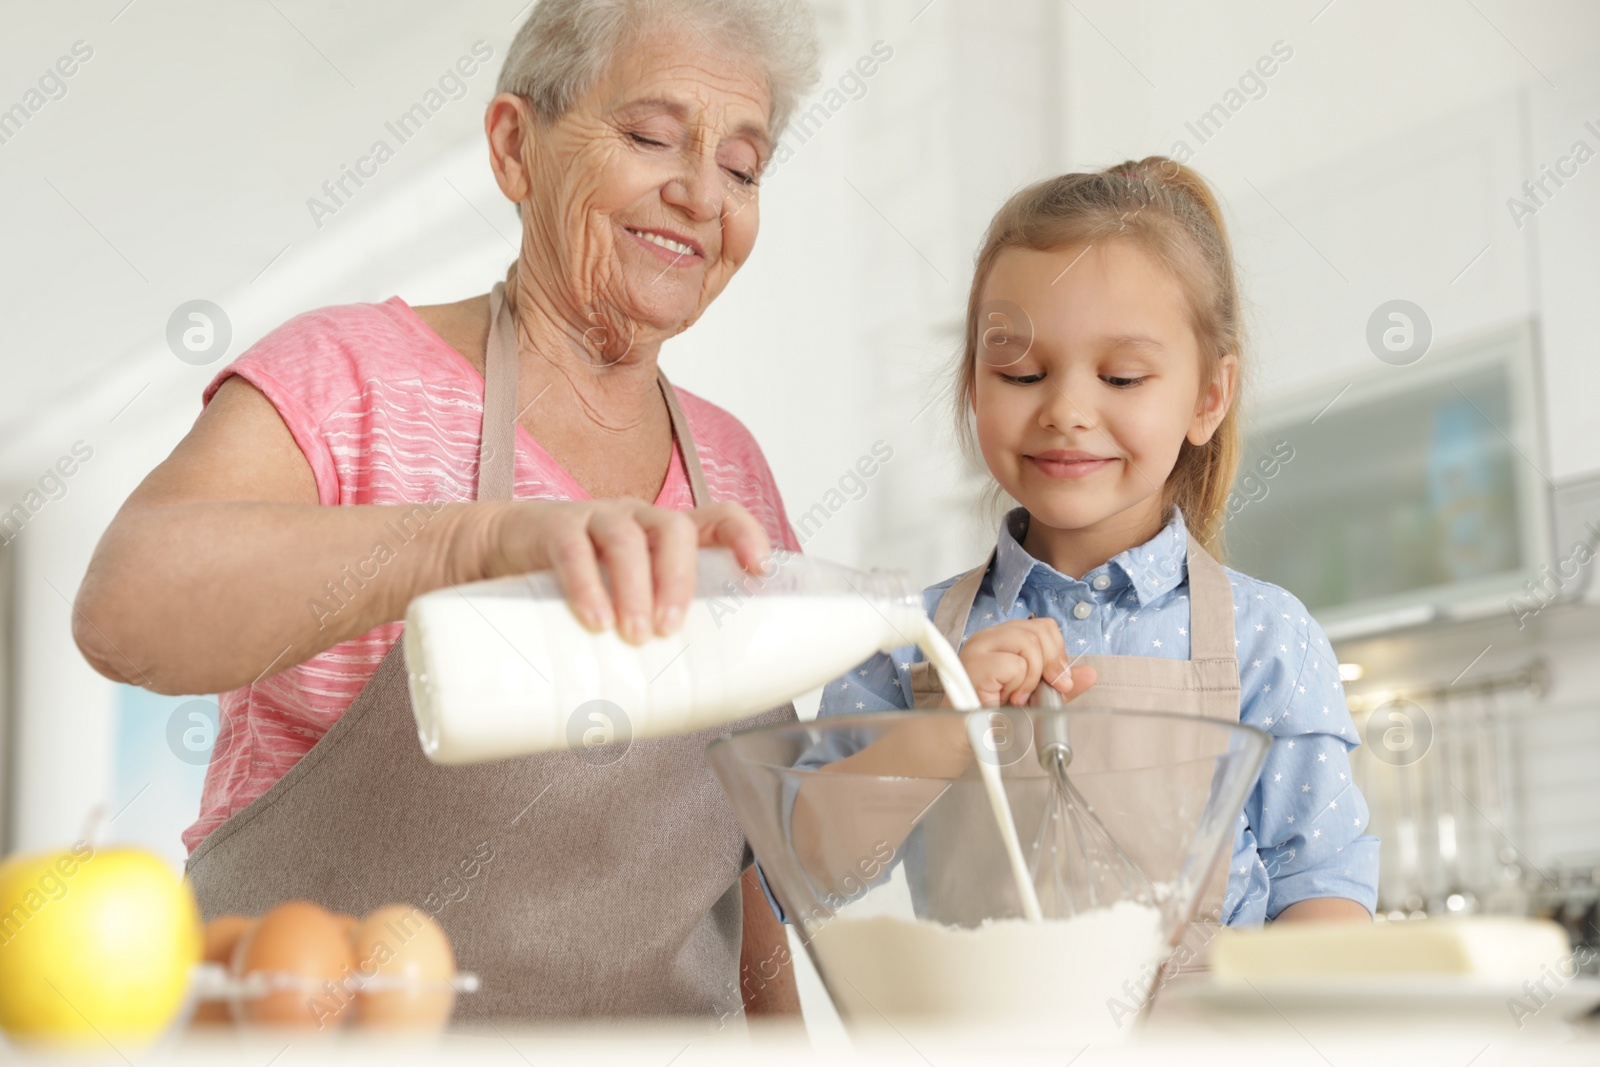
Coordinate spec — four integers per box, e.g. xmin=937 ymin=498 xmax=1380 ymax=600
xmin=1028 ymin=682 xmax=1151 ymax=916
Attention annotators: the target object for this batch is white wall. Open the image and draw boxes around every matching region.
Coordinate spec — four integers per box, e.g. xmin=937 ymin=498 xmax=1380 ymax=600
xmin=1529 ymin=58 xmax=1600 ymax=482
xmin=1 ymin=0 xmax=529 ymax=854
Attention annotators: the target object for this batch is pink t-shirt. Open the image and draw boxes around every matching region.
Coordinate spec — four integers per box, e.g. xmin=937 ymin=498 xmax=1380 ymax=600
xmin=183 ymin=297 xmax=800 ymax=854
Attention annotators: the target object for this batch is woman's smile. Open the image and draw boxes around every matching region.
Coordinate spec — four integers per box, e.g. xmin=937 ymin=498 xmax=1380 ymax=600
xmin=621 ymin=223 xmax=707 ymax=266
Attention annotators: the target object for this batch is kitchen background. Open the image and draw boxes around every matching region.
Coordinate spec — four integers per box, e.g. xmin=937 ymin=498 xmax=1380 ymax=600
xmin=2 ymin=0 xmax=1597 ymax=1002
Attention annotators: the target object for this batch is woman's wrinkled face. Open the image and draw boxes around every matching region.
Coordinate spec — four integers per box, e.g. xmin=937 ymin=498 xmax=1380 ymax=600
xmin=516 ymin=30 xmax=770 ymax=355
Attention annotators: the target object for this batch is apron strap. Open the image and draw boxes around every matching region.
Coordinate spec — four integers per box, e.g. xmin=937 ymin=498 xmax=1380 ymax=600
xmin=480 ymin=277 xmax=712 ymax=508
xmin=907 ymin=556 xmax=989 ymax=707
xmin=931 ymin=557 xmax=989 ymax=647
xmin=1183 ymin=534 xmax=1236 ymax=661
xmin=659 ymin=370 xmax=712 ymax=507
xmin=478 ymin=280 xmax=520 ymax=503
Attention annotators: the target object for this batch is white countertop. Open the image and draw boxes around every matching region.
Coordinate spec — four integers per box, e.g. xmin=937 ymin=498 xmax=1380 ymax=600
xmin=125 ymin=1019 xmax=1600 ymax=1067
xmin=15 ymin=973 xmax=1598 ymax=1067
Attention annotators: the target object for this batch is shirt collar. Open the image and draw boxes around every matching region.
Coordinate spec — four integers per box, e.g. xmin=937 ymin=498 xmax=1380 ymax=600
xmin=990 ymin=507 xmax=1192 ymax=613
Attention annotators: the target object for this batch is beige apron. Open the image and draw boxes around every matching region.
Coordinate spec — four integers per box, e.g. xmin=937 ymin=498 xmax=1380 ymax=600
xmin=186 ymin=280 xmax=795 ymax=1022
xmin=904 ymin=524 xmax=1242 ymax=969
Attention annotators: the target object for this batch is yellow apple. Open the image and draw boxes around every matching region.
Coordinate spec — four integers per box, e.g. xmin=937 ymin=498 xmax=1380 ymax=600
xmin=0 ymin=843 xmax=200 ymax=1046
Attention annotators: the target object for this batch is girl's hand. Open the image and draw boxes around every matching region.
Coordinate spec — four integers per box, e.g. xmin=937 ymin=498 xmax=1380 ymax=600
xmin=957 ymin=617 xmax=1084 ymax=707
xmin=917 ymin=658 xmax=1098 ymax=774
xmin=476 ymin=498 xmax=772 ymax=644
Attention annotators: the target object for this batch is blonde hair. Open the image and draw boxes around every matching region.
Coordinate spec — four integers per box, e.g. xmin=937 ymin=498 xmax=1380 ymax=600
xmin=954 ymin=156 xmax=1244 ymax=553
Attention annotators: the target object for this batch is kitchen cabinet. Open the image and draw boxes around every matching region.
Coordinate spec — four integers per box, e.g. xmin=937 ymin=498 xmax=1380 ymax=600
xmin=1227 ymin=325 xmax=1549 ymax=635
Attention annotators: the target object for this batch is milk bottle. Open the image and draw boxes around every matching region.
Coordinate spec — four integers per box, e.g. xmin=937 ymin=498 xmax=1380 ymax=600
xmin=405 ymin=548 xmax=930 ymax=764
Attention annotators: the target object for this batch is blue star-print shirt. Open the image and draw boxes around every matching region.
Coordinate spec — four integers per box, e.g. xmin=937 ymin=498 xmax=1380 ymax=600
xmin=801 ymin=507 xmax=1380 ymax=925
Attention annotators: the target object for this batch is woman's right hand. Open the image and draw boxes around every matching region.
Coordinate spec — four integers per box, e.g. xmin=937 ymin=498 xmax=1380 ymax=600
xmin=477 ymin=498 xmax=772 ymax=644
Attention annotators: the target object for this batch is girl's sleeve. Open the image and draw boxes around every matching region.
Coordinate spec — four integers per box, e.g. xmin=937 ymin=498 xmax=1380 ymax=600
xmin=815 ymin=582 xmax=949 ymax=719
xmin=1235 ymin=589 xmax=1381 ymax=920
xmin=817 ymin=649 xmax=917 ymax=717
xmin=796 ymin=649 xmax=916 ymax=774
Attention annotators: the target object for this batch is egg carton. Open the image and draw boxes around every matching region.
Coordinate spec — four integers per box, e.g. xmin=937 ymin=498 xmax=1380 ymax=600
xmin=189 ymin=962 xmax=481 ymax=999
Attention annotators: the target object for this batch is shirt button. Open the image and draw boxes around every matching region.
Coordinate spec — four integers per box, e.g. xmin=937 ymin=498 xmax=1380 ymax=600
xmin=1092 ymin=574 xmax=1111 ymax=591
xmin=1073 ymin=601 xmax=1093 ymax=620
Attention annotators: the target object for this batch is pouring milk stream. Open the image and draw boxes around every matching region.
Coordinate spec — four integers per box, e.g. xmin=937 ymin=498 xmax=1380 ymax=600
xmin=405 ymin=548 xmax=1043 ymax=921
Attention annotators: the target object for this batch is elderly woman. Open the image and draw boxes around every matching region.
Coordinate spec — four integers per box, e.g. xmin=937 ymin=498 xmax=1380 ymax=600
xmin=74 ymin=0 xmax=819 ymax=1023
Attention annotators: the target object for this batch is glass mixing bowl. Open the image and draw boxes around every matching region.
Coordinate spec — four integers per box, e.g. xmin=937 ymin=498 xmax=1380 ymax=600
xmin=708 ymin=708 xmax=1269 ymax=1046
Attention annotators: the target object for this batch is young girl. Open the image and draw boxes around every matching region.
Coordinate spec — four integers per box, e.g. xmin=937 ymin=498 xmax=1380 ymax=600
xmin=814 ymin=157 xmax=1378 ymax=927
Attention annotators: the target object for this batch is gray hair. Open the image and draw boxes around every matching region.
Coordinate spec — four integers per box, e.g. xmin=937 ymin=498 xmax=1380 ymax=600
xmin=497 ymin=0 xmax=821 ymax=139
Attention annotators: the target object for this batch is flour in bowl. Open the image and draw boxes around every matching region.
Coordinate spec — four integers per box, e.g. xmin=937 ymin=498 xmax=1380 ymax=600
xmin=808 ymin=900 xmax=1169 ymax=1040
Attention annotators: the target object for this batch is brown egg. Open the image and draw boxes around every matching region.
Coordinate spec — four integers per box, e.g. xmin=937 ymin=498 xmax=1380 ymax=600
xmin=193 ymin=915 xmax=256 ymax=1024
xmin=335 ymin=912 xmax=359 ymax=940
xmin=352 ymin=905 xmax=456 ymax=1029
xmin=231 ymin=901 xmax=357 ymax=1029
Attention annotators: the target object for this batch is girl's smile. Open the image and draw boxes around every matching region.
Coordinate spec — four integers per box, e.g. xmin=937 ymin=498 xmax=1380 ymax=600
xmin=1026 ymin=450 xmax=1117 ymax=479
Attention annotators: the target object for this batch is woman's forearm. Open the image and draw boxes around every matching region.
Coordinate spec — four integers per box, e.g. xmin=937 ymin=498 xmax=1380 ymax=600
xmin=73 ymin=498 xmax=503 ymax=695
